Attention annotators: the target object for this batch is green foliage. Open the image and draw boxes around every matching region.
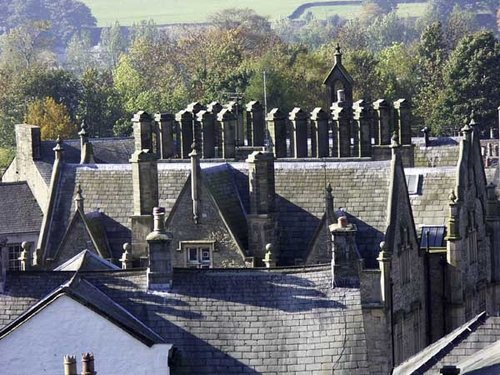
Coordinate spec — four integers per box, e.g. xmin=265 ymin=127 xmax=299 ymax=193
xmin=0 ymin=147 xmax=14 ymax=170
xmin=65 ymin=31 xmax=97 ymax=75
xmin=343 ymin=49 xmax=382 ymax=102
xmin=0 ymin=0 xmax=96 ymax=47
xmin=100 ymin=22 xmax=129 ymax=68
xmin=0 ymin=21 xmax=54 ymax=70
xmin=438 ymin=31 xmax=500 ymax=134
xmin=78 ymin=68 xmax=124 ymax=137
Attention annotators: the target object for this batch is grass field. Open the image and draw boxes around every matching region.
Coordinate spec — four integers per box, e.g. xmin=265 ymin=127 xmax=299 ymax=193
xmin=81 ymin=0 xmax=314 ymax=26
xmin=307 ymin=2 xmax=427 ymax=20
xmin=80 ymin=0 xmax=428 ymax=26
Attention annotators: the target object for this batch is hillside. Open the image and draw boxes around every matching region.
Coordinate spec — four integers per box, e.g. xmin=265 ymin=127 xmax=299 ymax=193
xmin=80 ymin=0 xmax=427 ymax=26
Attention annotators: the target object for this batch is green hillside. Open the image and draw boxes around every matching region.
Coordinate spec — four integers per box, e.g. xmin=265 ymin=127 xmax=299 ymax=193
xmin=80 ymin=0 xmax=313 ymax=26
xmin=80 ymin=0 xmax=427 ymax=26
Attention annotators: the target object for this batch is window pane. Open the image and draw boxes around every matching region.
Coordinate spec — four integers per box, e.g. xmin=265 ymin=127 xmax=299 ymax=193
xmin=188 ymin=248 xmax=198 ymax=262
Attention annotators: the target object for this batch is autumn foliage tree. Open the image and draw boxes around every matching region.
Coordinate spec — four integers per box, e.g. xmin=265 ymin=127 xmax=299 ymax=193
xmin=25 ymin=97 xmax=76 ymax=139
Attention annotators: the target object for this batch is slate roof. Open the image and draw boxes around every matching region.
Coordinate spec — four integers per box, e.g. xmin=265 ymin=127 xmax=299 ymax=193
xmin=412 ymin=137 xmax=460 ymax=168
xmin=406 ymin=167 xmax=457 ymax=228
xmin=54 ymin=249 xmax=120 ymax=271
xmin=0 ymin=273 xmax=164 ymax=346
xmin=0 ymin=182 xmax=43 ymax=235
xmin=272 ymin=161 xmax=391 ymax=266
xmin=393 ymin=312 xmax=500 ymax=374
xmin=456 ymin=339 xmax=500 ymax=374
xmin=41 ymin=158 xmax=392 ymax=267
xmin=35 ymin=138 xmax=134 ymax=184
xmin=0 ymin=266 xmax=370 ymax=374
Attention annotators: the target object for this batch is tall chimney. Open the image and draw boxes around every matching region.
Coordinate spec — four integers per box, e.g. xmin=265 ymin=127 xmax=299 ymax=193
xmin=81 ymin=353 xmax=96 ymax=375
xmin=64 ymin=355 xmax=77 ymax=375
xmin=132 ymin=111 xmax=153 ymax=152
xmin=154 ymin=113 xmax=175 ymax=159
xmin=146 ymin=207 xmax=173 ymax=290
xmin=246 ymin=151 xmax=278 ymax=263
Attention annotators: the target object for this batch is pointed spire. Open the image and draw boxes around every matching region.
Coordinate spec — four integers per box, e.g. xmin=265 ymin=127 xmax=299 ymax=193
xmin=75 ymin=184 xmax=84 ymax=212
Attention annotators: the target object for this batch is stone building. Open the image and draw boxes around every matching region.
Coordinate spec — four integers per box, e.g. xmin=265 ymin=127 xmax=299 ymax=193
xmin=0 ymin=49 xmax=500 ymax=374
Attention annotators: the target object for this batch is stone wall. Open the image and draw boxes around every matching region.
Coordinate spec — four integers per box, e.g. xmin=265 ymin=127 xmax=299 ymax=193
xmin=167 ymin=180 xmax=246 ymax=268
xmin=3 ymin=125 xmax=50 ymax=212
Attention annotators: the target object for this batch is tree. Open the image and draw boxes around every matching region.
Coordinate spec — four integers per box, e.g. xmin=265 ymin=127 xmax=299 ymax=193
xmin=366 ymin=12 xmax=419 ymax=52
xmin=43 ymin=0 xmax=96 ymax=47
xmin=376 ymin=43 xmax=419 ymax=102
xmin=100 ymin=22 xmax=128 ymax=68
xmin=2 ymin=0 xmax=96 ymax=47
xmin=437 ymin=31 xmax=500 ymax=134
xmin=413 ymin=22 xmax=448 ymax=131
xmin=78 ymin=68 xmax=124 ymax=137
xmin=343 ymin=49 xmax=382 ymax=102
xmin=65 ymin=31 xmax=97 ymax=75
xmin=0 ymin=21 xmax=54 ymax=70
xmin=25 ymin=97 xmax=76 ymax=140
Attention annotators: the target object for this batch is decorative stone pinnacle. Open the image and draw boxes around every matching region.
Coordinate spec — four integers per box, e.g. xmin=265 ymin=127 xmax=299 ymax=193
xmin=461 ymin=122 xmax=472 ymax=135
xmin=78 ymin=120 xmax=88 ymax=136
xmin=53 ymin=136 xmax=64 ymax=152
xmin=449 ymin=189 xmax=457 ymax=203
xmin=335 ymin=43 xmax=341 ymax=55
xmin=390 ymin=132 xmax=400 ymax=148
xmin=469 ymin=110 xmax=476 ymax=125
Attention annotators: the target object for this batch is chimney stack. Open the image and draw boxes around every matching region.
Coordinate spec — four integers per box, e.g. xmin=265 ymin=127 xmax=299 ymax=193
xmin=329 ymin=212 xmax=361 ymax=286
xmin=246 ymin=151 xmax=278 ymax=262
xmin=132 ymin=111 xmax=153 ymax=152
xmin=64 ymin=355 xmax=77 ymax=375
xmin=146 ymin=207 xmax=173 ymax=290
xmin=154 ymin=113 xmax=175 ymax=159
xmin=81 ymin=353 xmax=96 ymax=375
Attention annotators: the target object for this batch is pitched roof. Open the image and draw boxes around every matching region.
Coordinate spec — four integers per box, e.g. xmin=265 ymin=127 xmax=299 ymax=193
xmin=273 ymin=161 xmax=391 ymax=266
xmin=393 ymin=312 xmax=500 ymax=374
xmin=41 ymin=158 xmax=393 ymax=267
xmin=0 ymin=182 xmax=42 ymax=235
xmin=406 ymin=167 xmax=457 ymax=228
xmin=456 ymin=339 xmax=500 ymax=374
xmin=35 ymin=137 xmax=134 ymax=184
xmin=0 ymin=273 xmax=164 ymax=346
xmin=1 ymin=266 xmax=371 ymax=374
xmin=54 ymin=249 xmax=119 ymax=271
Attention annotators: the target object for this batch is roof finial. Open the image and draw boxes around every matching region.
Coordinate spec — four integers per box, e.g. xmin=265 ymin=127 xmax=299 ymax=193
xmin=390 ymin=131 xmax=400 ymax=148
xmin=449 ymin=189 xmax=457 ymax=203
xmin=334 ymin=43 xmax=342 ymax=65
xmin=469 ymin=109 xmax=477 ymax=127
xmin=75 ymin=184 xmax=84 ymax=211
xmin=78 ymin=119 xmax=88 ymax=137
